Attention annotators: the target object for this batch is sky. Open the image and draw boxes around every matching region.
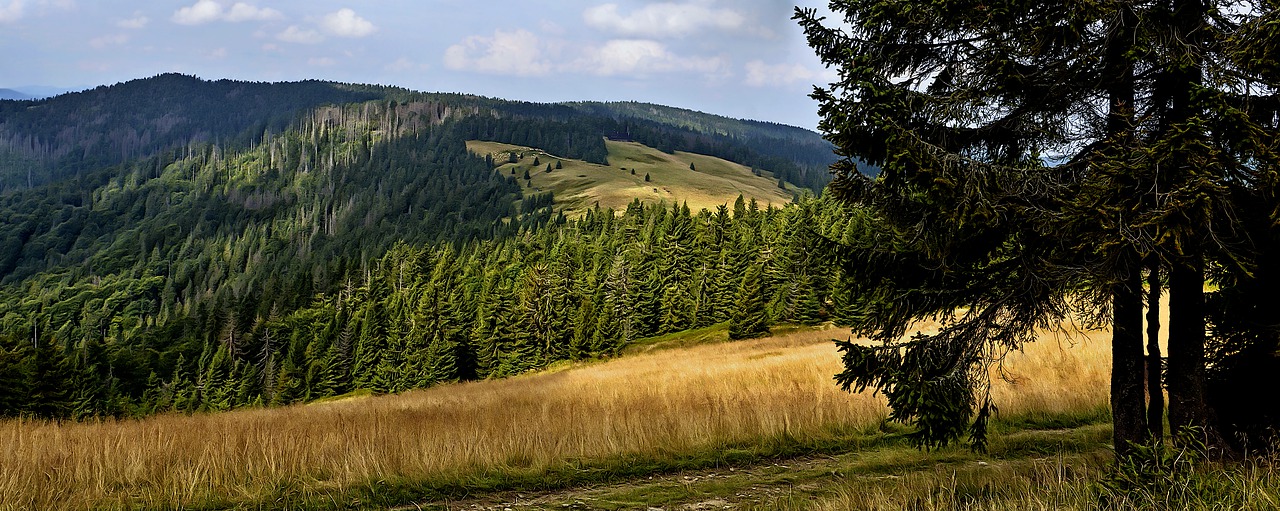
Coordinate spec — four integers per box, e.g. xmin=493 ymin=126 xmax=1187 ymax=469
xmin=0 ymin=0 xmax=839 ymax=130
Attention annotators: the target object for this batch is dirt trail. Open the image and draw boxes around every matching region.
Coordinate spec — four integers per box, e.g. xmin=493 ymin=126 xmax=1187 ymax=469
xmin=392 ymin=453 xmax=844 ymax=510
xmin=392 ymin=422 xmax=1112 ymax=511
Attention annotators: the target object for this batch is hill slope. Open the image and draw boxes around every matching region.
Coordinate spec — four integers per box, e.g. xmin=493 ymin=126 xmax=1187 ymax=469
xmin=468 ymin=139 xmax=796 ymax=214
xmin=0 ymin=74 xmax=836 ymax=193
xmin=0 ymin=323 xmax=1114 ymax=510
xmin=0 ymin=73 xmax=838 ymax=424
xmin=0 ymin=89 xmax=32 ymax=101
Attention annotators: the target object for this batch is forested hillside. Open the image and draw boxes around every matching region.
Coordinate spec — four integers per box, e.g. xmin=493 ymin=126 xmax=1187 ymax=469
xmin=0 ymin=74 xmax=843 ymax=418
xmin=0 ymin=74 xmax=397 ymax=189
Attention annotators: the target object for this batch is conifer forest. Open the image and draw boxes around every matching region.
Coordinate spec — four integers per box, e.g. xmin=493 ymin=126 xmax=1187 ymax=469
xmin=0 ymin=74 xmax=843 ymax=419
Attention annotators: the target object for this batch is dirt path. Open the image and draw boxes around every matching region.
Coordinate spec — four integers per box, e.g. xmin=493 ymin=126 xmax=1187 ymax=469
xmin=391 ymin=423 xmax=1112 ymax=511
xmin=395 ymin=454 xmax=844 ymax=510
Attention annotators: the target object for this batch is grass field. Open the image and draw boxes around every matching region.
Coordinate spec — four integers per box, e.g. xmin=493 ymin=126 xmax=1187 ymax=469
xmin=466 ymin=139 xmax=797 ymax=215
xmin=0 ymin=319 xmax=1128 ymax=510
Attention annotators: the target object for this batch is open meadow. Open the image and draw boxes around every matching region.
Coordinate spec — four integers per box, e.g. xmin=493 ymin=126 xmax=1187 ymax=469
xmin=466 ymin=139 xmax=797 ymax=215
xmin=0 ymin=320 xmax=1126 ymax=510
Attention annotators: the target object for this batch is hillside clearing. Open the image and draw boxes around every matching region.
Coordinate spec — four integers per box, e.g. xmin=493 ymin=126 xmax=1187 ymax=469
xmin=466 ymin=139 xmax=797 ymax=215
xmin=0 ymin=320 xmax=1116 ymax=511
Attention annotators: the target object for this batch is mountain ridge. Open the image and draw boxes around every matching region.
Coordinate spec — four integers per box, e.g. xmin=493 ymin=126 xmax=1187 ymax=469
xmin=0 ymin=89 xmax=32 ymax=101
xmin=0 ymin=73 xmax=835 ymax=192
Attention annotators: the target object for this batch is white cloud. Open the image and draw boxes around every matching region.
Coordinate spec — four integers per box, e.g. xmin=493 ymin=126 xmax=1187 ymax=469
xmin=583 ymin=2 xmax=755 ymax=39
xmin=308 ymin=56 xmax=336 ymax=66
xmin=444 ymin=29 xmax=551 ymax=77
xmin=116 ymin=14 xmax=148 ymax=29
xmin=320 ymin=8 xmax=375 ymax=38
xmin=224 ymin=2 xmax=282 ymax=22
xmin=0 ymin=0 xmax=24 ymax=23
xmin=0 ymin=0 xmax=76 ymax=23
xmin=89 ymin=33 xmax=128 ymax=49
xmin=172 ymin=0 xmax=280 ymax=25
xmin=570 ymin=39 xmax=726 ymax=77
xmin=172 ymin=0 xmax=220 ymax=24
xmin=208 ymin=47 xmax=228 ymax=59
xmin=277 ymin=25 xmax=323 ymax=44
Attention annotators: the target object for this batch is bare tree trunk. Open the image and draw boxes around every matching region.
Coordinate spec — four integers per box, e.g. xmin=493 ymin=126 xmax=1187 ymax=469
xmin=1106 ymin=4 xmax=1148 ymax=459
xmin=1147 ymin=260 xmax=1164 ymax=440
xmin=1168 ymin=256 xmax=1222 ymax=451
xmin=1114 ymin=257 xmax=1149 ymax=458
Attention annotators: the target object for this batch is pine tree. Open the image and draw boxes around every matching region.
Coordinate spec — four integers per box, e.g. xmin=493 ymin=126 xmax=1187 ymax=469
xmin=728 ymin=263 xmax=770 ymax=340
xmin=0 ymin=345 xmax=29 ymax=416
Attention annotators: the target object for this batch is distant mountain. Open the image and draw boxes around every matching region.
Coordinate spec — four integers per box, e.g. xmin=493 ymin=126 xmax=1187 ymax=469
xmin=467 ymin=138 xmax=796 ymax=215
xmin=0 ymin=73 xmax=836 ymax=192
xmin=565 ymin=101 xmax=823 ymax=144
xmin=0 ymin=89 xmax=32 ymax=101
xmin=11 ymin=86 xmax=79 ymax=99
xmin=0 ymin=73 xmax=844 ymax=421
xmin=0 ymin=74 xmax=413 ymax=188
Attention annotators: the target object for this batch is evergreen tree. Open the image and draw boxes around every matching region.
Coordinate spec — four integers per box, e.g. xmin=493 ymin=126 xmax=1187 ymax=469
xmin=0 ymin=343 xmax=29 ymax=416
xmin=795 ymin=0 xmax=1279 ymax=455
xmin=728 ymin=263 xmax=770 ymax=340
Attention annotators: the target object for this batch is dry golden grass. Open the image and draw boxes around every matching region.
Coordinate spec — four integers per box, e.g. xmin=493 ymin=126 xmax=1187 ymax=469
xmin=0 ymin=323 xmax=1112 ymax=510
xmin=465 ymin=139 xmax=795 ymax=215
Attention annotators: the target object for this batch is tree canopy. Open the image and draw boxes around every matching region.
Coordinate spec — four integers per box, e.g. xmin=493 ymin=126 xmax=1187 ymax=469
xmin=797 ymin=0 xmax=1280 ymax=455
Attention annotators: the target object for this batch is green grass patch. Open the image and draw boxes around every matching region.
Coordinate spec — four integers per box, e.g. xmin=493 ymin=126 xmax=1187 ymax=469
xmin=209 ymin=411 xmax=1119 ymax=510
xmin=624 ymin=323 xmax=731 ymax=354
xmin=466 ymin=139 xmax=795 ymax=216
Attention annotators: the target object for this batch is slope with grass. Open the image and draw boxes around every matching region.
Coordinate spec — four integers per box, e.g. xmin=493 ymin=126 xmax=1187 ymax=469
xmin=0 ymin=319 xmax=1125 ymax=511
xmin=468 ymin=139 xmax=797 ymax=214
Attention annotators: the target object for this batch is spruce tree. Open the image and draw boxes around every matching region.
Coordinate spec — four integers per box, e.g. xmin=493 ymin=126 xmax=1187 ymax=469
xmin=796 ymin=0 xmax=1279 ymax=455
xmin=796 ymin=0 xmax=1148 ymax=452
xmin=728 ymin=264 xmax=770 ymax=340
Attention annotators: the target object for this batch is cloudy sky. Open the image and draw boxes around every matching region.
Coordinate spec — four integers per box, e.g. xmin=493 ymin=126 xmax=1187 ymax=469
xmin=0 ymin=0 xmax=837 ymax=129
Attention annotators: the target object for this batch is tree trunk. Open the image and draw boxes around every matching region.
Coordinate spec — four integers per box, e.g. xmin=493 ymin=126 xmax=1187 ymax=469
xmin=1147 ymin=261 xmax=1164 ymax=440
xmin=1105 ymin=4 xmax=1147 ymax=459
xmin=1167 ymin=257 xmax=1221 ymax=450
xmin=1164 ymin=0 xmax=1226 ymax=455
xmin=1114 ymin=259 xmax=1149 ymax=458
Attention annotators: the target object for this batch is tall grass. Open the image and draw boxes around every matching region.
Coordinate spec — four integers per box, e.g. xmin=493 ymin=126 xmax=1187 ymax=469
xmin=0 ymin=324 xmax=1112 ymax=510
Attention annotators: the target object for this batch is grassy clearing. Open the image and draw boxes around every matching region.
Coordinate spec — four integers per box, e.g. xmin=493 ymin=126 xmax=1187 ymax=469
xmin=466 ymin=139 xmax=796 ymax=215
xmin=0 ymin=320 xmax=1119 ymax=510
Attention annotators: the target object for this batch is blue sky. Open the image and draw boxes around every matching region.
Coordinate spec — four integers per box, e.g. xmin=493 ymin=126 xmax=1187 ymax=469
xmin=0 ymin=1 xmax=836 ymax=129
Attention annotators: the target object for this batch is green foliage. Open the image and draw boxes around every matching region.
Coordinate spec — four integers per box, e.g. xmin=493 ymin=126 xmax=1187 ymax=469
xmin=796 ymin=0 xmax=1280 ymax=456
xmin=0 ymin=193 xmax=851 ymax=417
xmin=728 ymin=264 xmax=770 ymax=340
xmin=0 ymin=73 xmax=854 ymax=420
